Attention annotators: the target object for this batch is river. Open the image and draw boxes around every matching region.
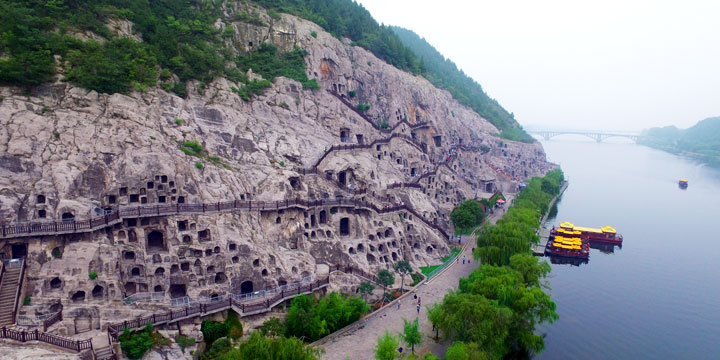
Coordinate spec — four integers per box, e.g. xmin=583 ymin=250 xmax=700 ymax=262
xmin=536 ymin=137 xmax=720 ymax=360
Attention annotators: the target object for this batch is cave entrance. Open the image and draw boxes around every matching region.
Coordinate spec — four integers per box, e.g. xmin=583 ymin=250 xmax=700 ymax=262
xmin=240 ymin=281 xmax=254 ymax=295
xmin=339 ymin=218 xmax=350 ymax=236
xmin=71 ymin=291 xmax=86 ymax=303
xmin=340 ymin=129 xmax=349 ymax=143
xmin=92 ymin=285 xmax=104 ymax=299
xmin=61 ymin=212 xmax=74 ymax=221
xmin=433 ymin=135 xmax=442 ymax=147
xmin=310 ymin=214 xmax=316 ymax=227
xmin=319 ymin=210 xmax=327 ymax=224
xmin=147 ymin=231 xmax=165 ymax=251
xmin=11 ymin=243 xmax=27 ymax=259
xmin=169 ymin=284 xmax=187 ymax=299
xmin=411 ymin=168 xmax=416 ymax=176
xmin=485 ymin=182 xmax=493 ymax=192
xmin=338 ymin=171 xmax=347 ymax=186
xmin=356 ymin=134 xmax=364 ymax=144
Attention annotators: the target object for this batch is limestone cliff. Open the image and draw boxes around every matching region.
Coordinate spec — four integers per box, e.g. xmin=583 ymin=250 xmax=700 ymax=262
xmin=0 ymin=6 xmax=551 ymax=337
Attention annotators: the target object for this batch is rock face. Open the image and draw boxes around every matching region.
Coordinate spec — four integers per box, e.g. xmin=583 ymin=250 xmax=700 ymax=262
xmin=0 ymin=7 xmax=551 ymax=337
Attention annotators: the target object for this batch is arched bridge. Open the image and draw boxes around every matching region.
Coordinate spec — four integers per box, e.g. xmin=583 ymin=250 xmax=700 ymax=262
xmin=528 ymin=130 xmax=645 ymax=143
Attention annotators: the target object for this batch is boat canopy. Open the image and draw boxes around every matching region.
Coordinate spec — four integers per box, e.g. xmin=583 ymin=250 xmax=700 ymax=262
xmin=560 ymin=221 xmax=574 ymax=229
xmin=679 ymin=179 xmax=688 ymax=182
xmin=601 ymin=226 xmax=616 ymax=234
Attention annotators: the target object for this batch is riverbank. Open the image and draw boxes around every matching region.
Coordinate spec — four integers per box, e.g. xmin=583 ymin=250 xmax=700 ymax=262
xmin=315 ymin=196 xmax=514 ymax=360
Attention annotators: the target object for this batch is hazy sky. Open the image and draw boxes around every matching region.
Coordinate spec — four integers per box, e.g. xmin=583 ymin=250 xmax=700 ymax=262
xmin=356 ymin=0 xmax=720 ymax=131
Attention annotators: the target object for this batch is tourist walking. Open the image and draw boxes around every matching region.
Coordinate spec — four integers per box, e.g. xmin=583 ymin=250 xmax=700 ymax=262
xmin=462 ymin=255 xmax=466 ymax=264
xmin=397 ymin=300 xmax=401 ymax=310
xmin=416 ymin=304 xmax=420 ymax=314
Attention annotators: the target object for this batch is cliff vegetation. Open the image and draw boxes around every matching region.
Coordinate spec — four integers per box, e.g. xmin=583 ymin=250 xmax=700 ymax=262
xmin=640 ymin=117 xmax=720 ymax=166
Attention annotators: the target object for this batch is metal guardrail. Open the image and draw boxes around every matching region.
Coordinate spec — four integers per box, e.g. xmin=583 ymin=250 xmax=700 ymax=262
xmin=427 ymin=248 xmax=463 ymax=279
xmin=170 ymin=275 xmax=314 ymax=308
xmin=16 ymin=311 xmax=59 ymax=327
xmin=123 ymin=291 xmax=166 ymax=305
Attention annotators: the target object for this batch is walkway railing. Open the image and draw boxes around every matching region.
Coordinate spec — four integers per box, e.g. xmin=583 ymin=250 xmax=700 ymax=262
xmin=16 ymin=311 xmax=62 ymax=331
xmin=107 ymin=276 xmax=331 ymax=342
xmin=327 ymin=90 xmax=432 ymax=134
xmin=123 ymin=292 xmax=166 ymax=305
xmin=0 ymin=327 xmax=93 ymax=353
xmin=1 ymin=197 xmax=449 ymax=240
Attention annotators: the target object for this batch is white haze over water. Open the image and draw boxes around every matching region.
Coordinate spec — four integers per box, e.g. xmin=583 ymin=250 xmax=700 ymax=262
xmin=356 ymin=0 xmax=720 ymax=131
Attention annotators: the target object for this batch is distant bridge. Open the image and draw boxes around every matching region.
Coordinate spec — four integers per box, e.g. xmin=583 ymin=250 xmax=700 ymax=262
xmin=528 ymin=130 xmax=645 ymax=143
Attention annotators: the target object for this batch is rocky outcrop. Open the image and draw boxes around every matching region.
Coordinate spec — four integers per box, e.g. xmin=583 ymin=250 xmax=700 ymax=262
xmin=0 ymin=6 xmax=551 ymax=339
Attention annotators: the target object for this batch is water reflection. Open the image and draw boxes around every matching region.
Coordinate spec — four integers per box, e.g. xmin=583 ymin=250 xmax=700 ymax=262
xmin=589 ymin=242 xmax=619 ymax=253
xmin=547 ymin=256 xmax=589 ymax=267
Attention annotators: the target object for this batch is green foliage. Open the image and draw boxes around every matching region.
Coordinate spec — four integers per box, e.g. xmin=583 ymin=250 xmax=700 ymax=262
xmin=380 ymin=121 xmax=389 ymax=129
xmin=182 ymin=140 xmax=204 ymax=156
xmin=23 ymin=296 xmax=30 ymax=306
xmin=433 ymin=170 xmax=563 ymax=357
xmin=279 ymin=161 xmax=285 ymax=167
xmin=268 ymin=9 xmax=281 ymax=21
xmin=409 ymin=272 xmax=423 ymax=286
xmin=476 ymin=169 xmax=563 ymax=266
xmin=175 ymin=335 xmax=195 ymax=353
xmin=88 ymin=271 xmax=98 ymax=280
xmin=224 ymin=311 xmax=244 ymax=339
xmin=53 ymin=132 xmax=60 ymax=140
xmin=260 ymin=317 xmax=285 ymax=338
xmin=390 ymin=26 xmax=533 ymax=142
xmin=401 ymin=318 xmax=422 ymax=353
xmin=445 ymin=342 xmax=490 ymax=360
xmin=65 ymin=37 xmax=158 ymax=94
xmin=374 ymin=330 xmax=400 ymax=360
xmin=356 ymin=103 xmax=371 ymax=113
xmin=279 ymin=101 xmax=290 ymax=109
xmin=233 ymin=11 xmax=266 ymax=26
xmin=310 ymin=30 xmax=318 ymax=38
xmin=201 ymin=320 xmax=228 ymax=345
xmin=236 ymin=43 xmax=318 ymax=91
xmin=377 ymin=269 xmax=394 ymax=302
xmin=216 ymin=331 xmax=322 ymax=360
xmin=175 ymin=117 xmax=183 ymax=126
xmin=221 ymin=26 xmax=235 ymax=38
xmin=202 ymin=337 xmax=231 ymax=360
xmin=450 ymin=200 xmax=485 ymax=234
xmin=359 ymin=281 xmax=375 ymax=300
xmin=640 ymin=117 xmax=720 ymax=166
xmin=393 ymin=260 xmax=412 ymax=291
xmin=284 ymin=293 xmax=370 ymax=342
xmin=52 ymin=248 xmax=62 ymax=258
xmin=348 ymin=90 xmax=356 ymax=98
xmin=120 ymin=324 xmax=156 ymax=359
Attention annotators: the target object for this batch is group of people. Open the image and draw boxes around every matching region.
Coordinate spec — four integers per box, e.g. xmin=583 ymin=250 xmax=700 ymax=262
xmin=397 ymin=293 xmax=423 ymax=314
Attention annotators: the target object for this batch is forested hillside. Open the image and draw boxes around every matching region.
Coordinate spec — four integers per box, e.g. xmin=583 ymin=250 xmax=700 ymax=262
xmin=640 ymin=117 xmax=720 ymax=165
xmin=390 ymin=26 xmax=533 ymax=143
xmin=0 ymin=0 xmax=531 ymax=141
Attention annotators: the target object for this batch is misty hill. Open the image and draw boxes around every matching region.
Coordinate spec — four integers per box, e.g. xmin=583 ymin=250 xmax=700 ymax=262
xmin=640 ymin=117 xmax=720 ymax=165
xmin=390 ymin=26 xmax=532 ymax=143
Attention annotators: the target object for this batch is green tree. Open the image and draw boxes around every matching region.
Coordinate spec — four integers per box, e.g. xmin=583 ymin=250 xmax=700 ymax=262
xmin=374 ymin=330 xmax=400 ymax=360
xmin=451 ymin=200 xmax=485 ymax=233
xmin=401 ymin=318 xmax=422 ymax=354
xmin=218 ymin=331 xmax=322 ymax=360
xmin=377 ymin=269 xmax=395 ymax=304
xmin=393 ymin=260 xmax=413 ymax=292
xmin=445 ymin=341 xmax=491 ymax=360
xmin=260 ymin=317 xmax=285 ymax=338
xmin=426 ymin=303 xmax=443 ymax=340
xmin=119 ymin=324 xmax=155 ymax=359
xmin=201 ymin=320 xmax=228 ymax=346
xmin=359 ymin=281 xmax=375 ymax=301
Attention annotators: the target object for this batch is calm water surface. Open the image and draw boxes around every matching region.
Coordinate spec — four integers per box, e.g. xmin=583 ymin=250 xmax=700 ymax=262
xmin=536 ymin=138 xmax=720 ymax=360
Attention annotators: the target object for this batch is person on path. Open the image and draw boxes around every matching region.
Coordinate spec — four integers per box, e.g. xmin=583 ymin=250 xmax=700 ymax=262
xmin=414 ymin=294 xmax=417 ymax=301
xmin=417 ymin=304 xmax=420 ymax=314
xmin=397 ymin=300 xmax=401 ymax=310
xmin=462 ymin=255 xmax=466 ymax=264
xmin=418 ymin=297 xmax=421 ymax=306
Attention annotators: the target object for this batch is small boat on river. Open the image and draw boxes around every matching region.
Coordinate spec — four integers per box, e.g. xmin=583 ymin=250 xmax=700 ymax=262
xmin=545 ymin=235 xmax=590 ymax=259
xmin=557 ymin=221 xmax=623 ymax=246
xmin=679 ymin=179 xmax=688 ymax=189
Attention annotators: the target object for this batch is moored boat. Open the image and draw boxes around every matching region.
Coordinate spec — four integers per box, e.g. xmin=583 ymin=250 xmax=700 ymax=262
xmin=545 ymin=235 xmax=590 ymax=259
xmin=679 ymin=179 xmax=688 ymax=188
xmin=557 ymin=221 xmax=623 ymax=245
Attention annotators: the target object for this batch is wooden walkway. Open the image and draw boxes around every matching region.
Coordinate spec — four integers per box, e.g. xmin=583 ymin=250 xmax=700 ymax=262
xmin=0 ymin=197 xmax=449 ymax=240
xmin=533 ymin=181 xmax=569 ymax=256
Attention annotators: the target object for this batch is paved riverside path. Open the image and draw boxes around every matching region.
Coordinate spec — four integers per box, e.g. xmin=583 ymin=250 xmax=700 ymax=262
xmin=319 ymin=196 xmax=513 ymax=360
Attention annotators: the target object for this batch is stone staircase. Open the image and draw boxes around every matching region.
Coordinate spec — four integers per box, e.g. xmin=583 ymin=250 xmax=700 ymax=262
xmin=0 ymin=262 xmax=24 ymax=326
xmin=94 ymin=346 xmax=115 ymax=360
